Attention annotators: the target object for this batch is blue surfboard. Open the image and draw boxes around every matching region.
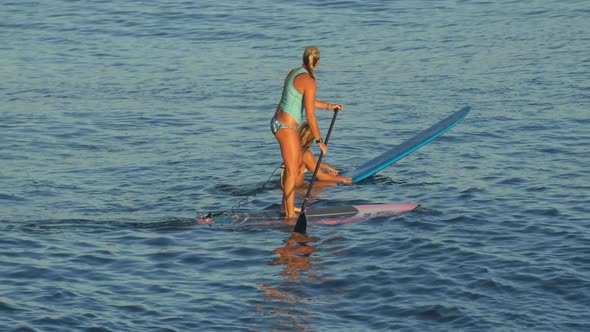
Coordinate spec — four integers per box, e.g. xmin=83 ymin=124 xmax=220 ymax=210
xmin=347 ymin=106 xmax=470 ymax=183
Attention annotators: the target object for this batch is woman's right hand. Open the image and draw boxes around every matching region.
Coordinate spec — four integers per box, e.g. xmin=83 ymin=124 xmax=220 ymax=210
xmin=329 ymin=104 xmax=343 ymax=112
xmin=318 ymin=142 xmax=328 ymax=155
xmin=326 ymin=166 xmax=339 ymax=176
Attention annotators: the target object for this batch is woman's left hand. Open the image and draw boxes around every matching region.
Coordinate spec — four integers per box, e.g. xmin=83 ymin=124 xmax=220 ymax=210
xmin=329 ymin=104 xmax=343 ymax=112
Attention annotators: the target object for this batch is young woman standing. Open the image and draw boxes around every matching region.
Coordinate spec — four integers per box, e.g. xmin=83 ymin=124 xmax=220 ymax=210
xmin=270 ymin=46 xmax=343 ymax=218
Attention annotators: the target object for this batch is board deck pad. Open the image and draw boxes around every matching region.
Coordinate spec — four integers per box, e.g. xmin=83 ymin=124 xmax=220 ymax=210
xmin=198 ymin=203 xmax=418 ymax=227
xmin=347 ymin=106 xmax=470 ymax=183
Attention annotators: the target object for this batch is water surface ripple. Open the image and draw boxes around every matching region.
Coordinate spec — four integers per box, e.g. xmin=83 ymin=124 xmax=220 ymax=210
xmin=1 ymin=0 xmax=589 ymax=331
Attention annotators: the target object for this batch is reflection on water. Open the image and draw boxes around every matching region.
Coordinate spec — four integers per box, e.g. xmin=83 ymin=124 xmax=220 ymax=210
xmin=258 ymin=233 xmax=319 ymax=331
xmin=269 ymin=232 xmax=317 ymax=281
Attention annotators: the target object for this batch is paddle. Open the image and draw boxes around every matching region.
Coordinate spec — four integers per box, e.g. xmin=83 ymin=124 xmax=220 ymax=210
xmin=293 ymin=109 xmax=339 ymax=233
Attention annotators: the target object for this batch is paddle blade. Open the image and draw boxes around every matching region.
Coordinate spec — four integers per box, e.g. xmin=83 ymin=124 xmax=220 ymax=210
xmin=293 ymin=212 xmax=307 ymax=233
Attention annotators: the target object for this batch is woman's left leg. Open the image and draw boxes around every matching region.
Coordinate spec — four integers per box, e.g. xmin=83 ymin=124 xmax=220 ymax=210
xmin=275 ymin=128 xmax=301 ymax=218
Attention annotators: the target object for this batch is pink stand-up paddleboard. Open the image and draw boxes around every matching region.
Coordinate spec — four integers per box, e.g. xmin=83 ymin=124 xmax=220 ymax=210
xmin=198 ymin=203 xmax=418 ymax=227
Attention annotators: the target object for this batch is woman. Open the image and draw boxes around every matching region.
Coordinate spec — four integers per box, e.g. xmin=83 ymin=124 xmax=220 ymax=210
xmin=270 ymin=46 xmax=343 ymax=218
xmin=280 ymin=123 xmax=352 ymax=188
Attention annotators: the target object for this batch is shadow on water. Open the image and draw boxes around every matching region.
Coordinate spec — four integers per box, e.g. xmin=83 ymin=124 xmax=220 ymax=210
xmin=213 ymin=164 xmax=284 ymax=196
xmin=7 ymin=217 xmax=201 ymax=234
xmin=214 ymin=181 xmax=279 ymax=197
xmin=353 ymin=174 xmax=442 ymax=187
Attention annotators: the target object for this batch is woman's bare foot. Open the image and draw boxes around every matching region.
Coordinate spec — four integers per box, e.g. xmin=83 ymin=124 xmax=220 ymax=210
xmin=281 ymin=206 xmax=301 ymax=217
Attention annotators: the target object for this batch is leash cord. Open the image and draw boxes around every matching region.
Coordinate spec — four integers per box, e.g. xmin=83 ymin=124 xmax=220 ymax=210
xmin=196 ymin=164 xmax=283 ymax=219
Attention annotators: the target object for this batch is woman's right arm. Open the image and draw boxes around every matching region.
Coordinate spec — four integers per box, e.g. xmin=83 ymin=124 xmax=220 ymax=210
xmin=297 ymin=74 xmax=327 ymax=156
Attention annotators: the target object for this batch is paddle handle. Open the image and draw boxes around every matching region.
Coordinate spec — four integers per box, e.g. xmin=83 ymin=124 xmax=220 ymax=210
xmin=322 ymin=108 xmax=339 ymax=146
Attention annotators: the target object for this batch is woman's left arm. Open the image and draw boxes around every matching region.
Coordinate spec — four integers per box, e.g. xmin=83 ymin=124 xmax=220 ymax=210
xmin=315 ymin=100 xmax=343 ymax=111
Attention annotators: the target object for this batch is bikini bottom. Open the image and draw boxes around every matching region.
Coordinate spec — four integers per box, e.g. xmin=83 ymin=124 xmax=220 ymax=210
xmin=270 ymin=116 xmax=298 ymax=135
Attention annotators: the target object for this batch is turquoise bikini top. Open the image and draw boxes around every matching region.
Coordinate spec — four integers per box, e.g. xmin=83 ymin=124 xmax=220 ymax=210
xmin=278 ymin=67 xmax=309 ymax=125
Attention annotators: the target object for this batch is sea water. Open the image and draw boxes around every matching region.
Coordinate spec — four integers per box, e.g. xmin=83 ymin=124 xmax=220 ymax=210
xmin=1 ymin=0 xmax=589 ymax=331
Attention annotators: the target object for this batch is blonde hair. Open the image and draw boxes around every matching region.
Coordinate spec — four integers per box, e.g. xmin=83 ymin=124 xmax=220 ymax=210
xmin=283 ymin=46 xmax=320 ymax=83
xmin=298 ymin=123 xmax=314 ymax=153
xmin=302 ymin=46 xmax=320 ymax=79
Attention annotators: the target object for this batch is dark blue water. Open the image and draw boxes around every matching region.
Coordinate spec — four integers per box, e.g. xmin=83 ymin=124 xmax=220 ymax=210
xmin=2 ymin=0 xmax=589 ymax=331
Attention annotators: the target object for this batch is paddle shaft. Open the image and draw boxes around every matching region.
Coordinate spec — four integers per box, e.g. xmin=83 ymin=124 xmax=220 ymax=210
xmin=294 ymin=110 xmax=339 ymax=233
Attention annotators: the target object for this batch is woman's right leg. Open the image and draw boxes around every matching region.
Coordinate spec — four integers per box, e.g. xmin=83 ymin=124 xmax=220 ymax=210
xmin=275 ymin=128 xmax=301 ymax=218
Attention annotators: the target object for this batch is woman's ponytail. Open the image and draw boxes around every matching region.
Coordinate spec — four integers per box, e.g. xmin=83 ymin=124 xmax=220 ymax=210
xmin=303 ymin=46 xmax=320 ymax=79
